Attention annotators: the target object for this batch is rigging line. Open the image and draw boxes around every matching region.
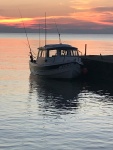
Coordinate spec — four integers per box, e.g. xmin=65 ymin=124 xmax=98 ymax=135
xmin=54 ymin=19 xmax=62 ymax=44
xmin=23 ymin=41 xmax=36 ymax=56
xmin=18 ymin=8 xmax=32 ymax=53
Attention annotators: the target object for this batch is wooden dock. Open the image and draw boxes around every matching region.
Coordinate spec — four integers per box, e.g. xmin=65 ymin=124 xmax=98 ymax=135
xmin=80 ymin=55 xmax=113 ymax=81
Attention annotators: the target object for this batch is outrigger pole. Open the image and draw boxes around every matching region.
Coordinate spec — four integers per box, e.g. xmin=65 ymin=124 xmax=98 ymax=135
xmin=18 ymin=9 xmax=32 ymax=53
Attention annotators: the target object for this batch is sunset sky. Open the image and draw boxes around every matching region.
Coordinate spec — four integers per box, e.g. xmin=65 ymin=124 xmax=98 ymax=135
xmin=0 ymin=0 xmax=113 ymax=33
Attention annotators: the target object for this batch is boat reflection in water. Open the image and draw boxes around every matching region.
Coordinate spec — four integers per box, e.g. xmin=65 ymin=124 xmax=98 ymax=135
xmin=29 ymin=75 xmax=83 ymax=114
xmin=29 ymin=75 xmax=113 ymax=115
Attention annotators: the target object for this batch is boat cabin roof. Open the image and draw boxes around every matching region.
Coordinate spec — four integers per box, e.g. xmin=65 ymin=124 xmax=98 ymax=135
xmin=38 ymin=44 xmax=78 ymax=51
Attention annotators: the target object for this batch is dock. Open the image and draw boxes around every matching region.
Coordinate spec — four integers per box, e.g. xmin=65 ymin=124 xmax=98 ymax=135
xmin=81 ymin=55 xmax=113 ymax=81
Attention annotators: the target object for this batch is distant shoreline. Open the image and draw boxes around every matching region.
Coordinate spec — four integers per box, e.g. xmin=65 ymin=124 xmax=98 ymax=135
xmin=0 ymin=32 xmax=113 ymax=34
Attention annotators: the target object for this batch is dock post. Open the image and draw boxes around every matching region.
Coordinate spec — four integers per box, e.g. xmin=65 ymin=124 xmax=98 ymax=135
xmin=85 ymin=44 xmax=87 ymax=56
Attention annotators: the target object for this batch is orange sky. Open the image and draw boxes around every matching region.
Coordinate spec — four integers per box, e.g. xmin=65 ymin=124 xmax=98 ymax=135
xmin=0 ymin=0 xmax=113 ymax=33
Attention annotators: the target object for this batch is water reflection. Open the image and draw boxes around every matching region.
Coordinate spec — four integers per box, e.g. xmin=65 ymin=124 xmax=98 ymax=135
xmin=29 ymin=75 xmax=83 ymax=112
xmin=85 ymin=80 xmax=113 ymax=102
xmin=29 ymin=75 xmax=113 ymax=115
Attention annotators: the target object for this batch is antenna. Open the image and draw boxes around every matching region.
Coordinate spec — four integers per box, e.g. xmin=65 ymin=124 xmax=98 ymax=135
xmin=54 ymin=19 xmax=62 ymax=44
xmin=45 ymin=12 xmax=47 ymax=46
xmin=18 ymin=9 xmax=32 ymax=53
xmin=39 ymin=23 xmax=41 ymax=47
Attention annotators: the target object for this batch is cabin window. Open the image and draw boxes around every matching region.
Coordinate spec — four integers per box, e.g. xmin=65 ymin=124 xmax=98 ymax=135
xmin=71 ymin=50 xmax=74 ymax=56
xmin=38 ymin=50 xmax=42 ymax=57
xmin=48 ymin=50 xmax=57 ymax=57
xmin=42 ymin=51 xmax=46 ymax=57
xmin=61 ymin=50 xmax=68 ymax=56
xmin=38 ymin=50 xmax=46 ymax=57
xmin=71 ymin=50 xmax=78 ymax=56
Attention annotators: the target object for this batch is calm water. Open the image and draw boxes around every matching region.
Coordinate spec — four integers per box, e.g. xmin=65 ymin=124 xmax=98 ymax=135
xmin=0 ymin=33 xmax=113 ymax=150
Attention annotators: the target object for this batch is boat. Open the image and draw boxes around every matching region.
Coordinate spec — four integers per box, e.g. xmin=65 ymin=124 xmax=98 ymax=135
xmin=19 ymin=11 xmax=84 ymax=79
xmin=29 ymin=43 xmax=83 ymax=79
xmin=29 ymin=13 xmax=83 ymax=79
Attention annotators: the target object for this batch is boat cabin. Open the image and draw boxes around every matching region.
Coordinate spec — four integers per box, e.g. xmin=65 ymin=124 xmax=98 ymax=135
xmin=37 ymin=44 xmax=79 ymax=58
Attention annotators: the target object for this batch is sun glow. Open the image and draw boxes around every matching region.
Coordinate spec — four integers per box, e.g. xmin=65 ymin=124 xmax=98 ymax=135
xmin=0 ymin=18 xmax=33 ymax=24
xmin=0 ymin=16 xmax=35 ymax=26
xmin=0 ymin=15 xmax=69 ymax=28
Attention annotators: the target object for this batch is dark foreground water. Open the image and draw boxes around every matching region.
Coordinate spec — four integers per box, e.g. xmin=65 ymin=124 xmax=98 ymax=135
xmin=0 ymin=33 xmax=113 ymax=150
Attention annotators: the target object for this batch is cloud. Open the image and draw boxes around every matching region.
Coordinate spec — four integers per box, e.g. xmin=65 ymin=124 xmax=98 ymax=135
xmin=68 ymin=3 xmax=113 ymax=27
xmin=1 ymin=14 xmax=113 ymax=34
xmin=91 ymin=6 xmax=113 ymax=12
xmin=1 ymin=1 xmax=113 ymax=34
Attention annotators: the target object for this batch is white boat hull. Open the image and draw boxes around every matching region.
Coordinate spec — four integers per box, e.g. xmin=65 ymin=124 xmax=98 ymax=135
xmin=29 ymin=61 xmax=82 ymax=79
